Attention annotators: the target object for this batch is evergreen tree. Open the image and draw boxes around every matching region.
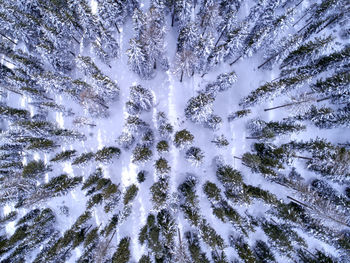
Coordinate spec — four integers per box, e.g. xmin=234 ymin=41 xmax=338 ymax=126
xmin=246 ymin=119 xmax=306 ymax=140
xmin=185 ymin=92 xmax=215 ymax=123
xmin=174 ymin=129 xmax=194 ymax=148
xmin=185 ymin=146 xmax=204 ymax=166
xmin=126 ymin=85 xmax=154 ymax=114
xmin=112 ymin=237 xmax=131 ymax=263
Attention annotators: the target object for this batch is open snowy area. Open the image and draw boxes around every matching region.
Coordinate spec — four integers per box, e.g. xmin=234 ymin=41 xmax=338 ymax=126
xmin=0 ymin=0 xmax=349 ymax=262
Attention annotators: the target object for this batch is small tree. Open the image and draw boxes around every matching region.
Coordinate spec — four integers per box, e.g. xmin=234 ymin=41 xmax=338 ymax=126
xmin=174 ymin=129 xmax=194 ymax=148
xmin=157 ymin=140 xmax=169 ymax=153
xmin=112 ymin=237 xmax=131 ymax=263
xmin=185 ymin=92 xmax=215 ymax=123
xmin=155 ymin=157 xmax=171 ymax=175
xmin=132 ymin=144 xmax=153 ymax=164
xmin=95 ymin=147 xmax=121 ymax=163
xmin=185 ymin=147 xmax=204 ymax=166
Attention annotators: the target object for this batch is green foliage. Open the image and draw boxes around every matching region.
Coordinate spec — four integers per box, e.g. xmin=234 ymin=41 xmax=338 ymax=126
xmin=228 ymin=109 xmax=251 ymax=121
xmin=139 ymin=255 xmax=152 ymax=263
xmin=22 ymin=160 xmax=51 ymax=178
xmin=231 ymin=236 xmax=256 ymax=263
xmin=72 ymin=152 xmax=95 ymax=165
xmin=252 ymin=240 xmax=275 ymax=263
xmin=185 ymin=146 xmax=204 ymax=166
xmin=211 ymin=134 xmax=229 ymax=148
xmin=154 ymin=157 xmax=171 ymax=175
xmin=123 ymin=184 xmax=139 ymax=205
xmin=199 ymin=219 xmax=225 ymax=250
xmin=243 ymin=184 xmax=279 ymax=205
xmin=185 ymin=231 xmax=210 ymax=263
xmin=0 ymin=104 xmax=30 ymax=119
xmin=0 ymin=211 xmax=17 ymax=224
xmin=174 ymin=129 xmax=194 ymax=148
xmin=26 ymin=138 xmax=57 ymax=151
xmin=261 ymin=220 xmax=306 ymax=256
xmin=50 ymin=150 xmax=77 ymax=162
xmin=102 ymin=214 xmax=119 ymax=237
xmin=296 ymin=248 xmax=336 ymax=263
xmin=95 ymin=146 xmax=121 ymax=162
xmin=43 ymin=174 xmax=82 ymax=196
xmin=203 ymin=181 xmax=221 ymax=202
xmin=83 ymin=227 xmax=99 ymax=248
xmin=2 ymin=208 xmax=56 ymax=260
xmin=82 ymin=168 xmax=121 ymax=212
xmin=150 ymin=177 xmax=169 ymax=209
xmin=137 ymin=170 xmax=147 ymax=183
xmin=139 ymin=211 xmax=175 ymax=261
xmin=156 ymin=140 xmax=169 ymax=153
xmin=216 ymin=165 xmax=243 ymax=186
xmin=132 ymin=144 xmax=153 ymax=163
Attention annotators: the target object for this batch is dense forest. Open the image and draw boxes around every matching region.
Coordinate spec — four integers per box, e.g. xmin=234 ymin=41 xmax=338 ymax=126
xmin=0 ymin=0 xmax=349 ymax=262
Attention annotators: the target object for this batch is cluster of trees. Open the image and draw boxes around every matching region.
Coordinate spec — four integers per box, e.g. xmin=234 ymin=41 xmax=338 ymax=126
xmin=0 ymin=0 xmax=349 ymax=262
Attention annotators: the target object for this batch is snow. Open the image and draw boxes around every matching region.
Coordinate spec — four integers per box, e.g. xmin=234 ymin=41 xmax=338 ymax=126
xmin=1 ymin=0 xmax=349 ymax=262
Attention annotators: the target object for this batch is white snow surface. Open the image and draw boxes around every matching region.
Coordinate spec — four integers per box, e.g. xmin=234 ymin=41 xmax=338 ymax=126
xmin=1 ymin=0 xmax=348 ymax=262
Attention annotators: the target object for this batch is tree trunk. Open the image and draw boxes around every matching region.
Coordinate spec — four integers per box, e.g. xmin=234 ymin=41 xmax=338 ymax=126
xmin=171 ymin=8 xmax=175 ymax=27
xmin=258 ymin=53 xmax=279 ymax=69
xmin=180 ymin=70 xmax=183 ymax=82
xmin=72 ymin=36 xmax=80 ymax=44
xmin=293 ymin=155 xmax=312 ymax=161
xmin=215 ymin=27 xmax=226 ymax=47
xmin=287 ymin=196 xmax=312 ymax=209
xmin=0 ymin=32 xmax=16 ymax=44
xmin=230 ymin=55 xmax=242 ymax=66
xmin=316 ymin=15 xmax=339 ymax=34
xmin=154 ymin=61 xmax=157 ymax=70
xmin=264 ymin=99 xmax=311 ymax=112
xmin=292 ymin=7 xmax=310 ymax=26
xmin=1 ymin=57 xmax=15 ymax=67
xmin=297 ymin=20 xmax=313 ymax=33
xmin=287 ymin=196 xmax=350 ymax=227
xmin=115 ymin=23 xmax=120 ymax=34
xmin=316 ymin=96 xmax=331 ymax=102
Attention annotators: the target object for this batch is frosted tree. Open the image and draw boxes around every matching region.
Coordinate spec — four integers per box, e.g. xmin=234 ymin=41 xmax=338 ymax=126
xmin=173 ymin=0 xmax=193 ymax=28
xmin=0 ymin=208 xmax=56 ymax=261
xmin=185 ymin=147 xmax=204 ymax=166
xmin=204 ymin=114 xmax=222 ymax=131
xmin=246 ymin=119 xmax=306 ymax=140
xmin=311 ymin=71 xmax=350 ymax=104
xmin=280 ymin=46 xmax=350 ymax=79
xmin=177 ymin=23 xmax=200 ymax=52
xmin=150 ymin=177 xmax=169 ymax=210
xmin=295 ymin=104 xmax=350 ymax=129
xmin=173 ymin=49 xmax=197 ymax=82
xmin=198 ymin=0 xmax=220 ymax=33
xmin=211 ymin=134 xmax=229 ymax=148
xmin=126 ymin=85 xmax=154 ymax=115
xmin=157 ymin=111 xmax=174 ymax=138
xmin=174 ymin=129 xmax=194 ymax=149
xmin=185 ymin=92 xmax=215 ymax=123
xmin=280 ymin=35 xmax=334 ymax=69
xmin=239 ymin=74 xmax=311 ymax=108
xmin=127 ymin=38 xmax=153 ymax=79
xmin=97 ymin=0 xmax=128 ymax=33
xmin=205 ymin=71 xmax=237 ymax=96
